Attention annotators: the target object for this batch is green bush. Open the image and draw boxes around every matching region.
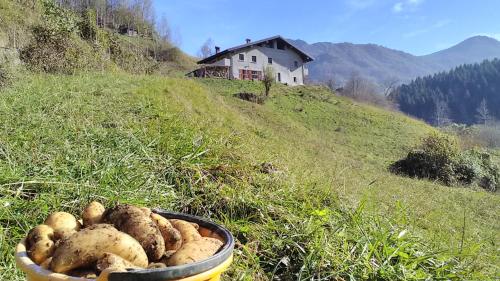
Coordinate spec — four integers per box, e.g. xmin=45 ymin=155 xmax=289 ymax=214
xmin=21 ymin=27 xmax=105 ymax=74
xmin=20 ymin=2 xmax=109 ymax=74
xmin=390 ymin=134 xmax=499 ymax=191
xmin=455 ymin=150 xmax=500 ymax=191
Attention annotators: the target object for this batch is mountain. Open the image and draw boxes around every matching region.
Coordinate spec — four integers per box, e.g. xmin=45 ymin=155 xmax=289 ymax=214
xmin=394 ymin=58 xmax=500 ymax=125
xmin=290 ymin=36 xmax=500 ymax=85
xmin=423 ymin=36 xmax=500 ymax=69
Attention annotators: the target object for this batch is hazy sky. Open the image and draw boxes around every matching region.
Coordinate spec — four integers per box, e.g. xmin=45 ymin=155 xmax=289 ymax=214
xmin=154 ymin=0 xmax=500 ymax=56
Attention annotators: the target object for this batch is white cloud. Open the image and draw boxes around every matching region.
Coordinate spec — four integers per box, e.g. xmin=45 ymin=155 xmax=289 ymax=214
xmin=346 ymin=0 xmax=376 ymax=10
xmin=393 ymin=0 xmax=425 ymax=13
xmin=393 ymin=2 xmax=404 ymax=13
xmin=404 ymin=19 xmax=451 ymax=38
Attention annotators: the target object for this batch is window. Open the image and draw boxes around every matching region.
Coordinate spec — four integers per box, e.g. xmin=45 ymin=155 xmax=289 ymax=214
xmin=239 ymin=54 xmax=245 ymax=61
xmin=277 ymin=73 xmax=281 ymax=82
xmin=240 ymin=69 xmax=262 ymax=80
xmin=268 ymin=58 xmax=273 ymax=64
xmin=252 ymin=56 xmax=257 ymax=63
xmin=277 ymin=41 xmax=286 ymax=50
xmin=251 ymin=70 xmax=261 ymax=80
xmin=294 ymin=61 xmax=298 ymax=68
xmin=294 ymin=77 xmax=297 ymax=83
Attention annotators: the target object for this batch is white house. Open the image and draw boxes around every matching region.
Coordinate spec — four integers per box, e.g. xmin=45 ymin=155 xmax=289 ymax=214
xmin=191 ymin=35 xmax=314 ymax=86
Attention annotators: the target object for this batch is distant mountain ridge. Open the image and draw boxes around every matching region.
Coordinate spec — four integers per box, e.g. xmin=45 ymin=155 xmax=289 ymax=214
xmin=289 ymin=36 xmax=500 ymax=85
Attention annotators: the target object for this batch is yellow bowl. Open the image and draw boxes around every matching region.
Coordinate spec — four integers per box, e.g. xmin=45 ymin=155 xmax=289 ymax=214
xmin=16 ymin=210 xmax=234 ymax=281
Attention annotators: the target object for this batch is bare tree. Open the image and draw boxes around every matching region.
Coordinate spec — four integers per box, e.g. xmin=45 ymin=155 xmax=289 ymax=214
xmin=341 ymin=73 xmax=394 ymax=109
xmin=382 ymin=77 xmax=400 ymax=97
xmin=326 ymin=77 xmax=339 ymax=93
xmin=433 ymin=99 xmax=451 ymax=127
xmin=157 ymin=13 xmax=171 ymax=42
xmin=476 ymin=98 xmax=491 ymax=125
xmin=198 ymin=38 xmax=214 ymax=59
xmin=262 ymin=66 xmax=275 ymax=97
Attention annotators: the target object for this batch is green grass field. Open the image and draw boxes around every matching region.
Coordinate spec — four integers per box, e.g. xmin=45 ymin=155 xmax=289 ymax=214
xmin=0 ymin=73 xmax=499 ymax=280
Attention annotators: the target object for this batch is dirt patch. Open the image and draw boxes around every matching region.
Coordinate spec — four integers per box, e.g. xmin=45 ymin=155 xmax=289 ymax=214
xmin=233 ymin=92 xmax=265 ymax=104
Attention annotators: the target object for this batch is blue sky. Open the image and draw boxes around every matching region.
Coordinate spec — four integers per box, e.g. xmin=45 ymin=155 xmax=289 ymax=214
xmin=154 ymin=0 xmax=500 ymax=56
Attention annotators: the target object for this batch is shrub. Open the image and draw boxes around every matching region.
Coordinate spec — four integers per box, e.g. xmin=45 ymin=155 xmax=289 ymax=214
xmin=455 ymin=150 xmax=500 ymax=191
xmin=390 ymin=133 xmax=499 ymax=191
xmin=20 ymin=1 xmax=107 ymax=74
xmin=21 ymin=27 xmax=104 ymax=74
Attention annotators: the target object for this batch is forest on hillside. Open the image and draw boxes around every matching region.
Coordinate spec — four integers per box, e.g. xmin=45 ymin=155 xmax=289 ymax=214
xmin=393 ymin=58 xmax=500 ymax=126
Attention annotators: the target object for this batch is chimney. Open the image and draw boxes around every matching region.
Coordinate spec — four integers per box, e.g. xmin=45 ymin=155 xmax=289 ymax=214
xmin=246 ymin=38 xmax=251 ymax=44
xmin=215 ymin=46 xmax=220 ymax=54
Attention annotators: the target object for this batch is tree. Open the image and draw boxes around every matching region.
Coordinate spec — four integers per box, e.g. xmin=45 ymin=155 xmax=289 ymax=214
xmin=157 ymin=13 xmax=171 ymax=42
xmin=262 ymin=66 xmax=275 ymax=97
xmin=341 ymin=73 xmax=394 ymax=109
xmin=326 ymin=77 xmax=339 ymax=93
xmin=433 ymin=99 xmax=451 ymax=127
xmin=198 ymin=38 xmax=214 ymax=59
xmin=476 ymin=98 xmax=491 ymax=125
xmin=382 ymin=77 xmax=400 ymax=97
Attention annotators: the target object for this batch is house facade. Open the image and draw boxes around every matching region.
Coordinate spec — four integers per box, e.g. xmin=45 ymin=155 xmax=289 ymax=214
xmin=192 ymin=36 xmax=314 ymax=86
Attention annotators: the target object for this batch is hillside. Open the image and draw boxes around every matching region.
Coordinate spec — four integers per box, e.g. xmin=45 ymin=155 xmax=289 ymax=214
xmin=1 ymin=73 xmax=498 ymax=280
xmin=290 ymin=36 xmax=500 ymax=85
xmin=394 ymin=58 xmax=500 ymax=125
xmin=0 ymin=0 xmax=195 ymax=76
xmin=423 ymin=36 xmax=500 ymax=69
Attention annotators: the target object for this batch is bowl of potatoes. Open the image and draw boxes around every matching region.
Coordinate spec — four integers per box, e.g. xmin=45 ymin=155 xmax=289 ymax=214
xmin=15 ymin=202 xmax=234 ymax=281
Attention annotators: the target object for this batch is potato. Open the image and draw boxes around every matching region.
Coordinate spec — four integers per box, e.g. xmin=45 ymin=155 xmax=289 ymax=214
xmin=140 ymin=207 xmax=152 ymax=217
xmin=53 ymin=228 xmax=77 ymax=241
xmin=95 ymin=268 xmax=127 ymax=281
xmin=151 ymin=213 xmax=182 ymax=251
xmin=167 ymin=237 xmax=223 ymax=266
xmin=169 ymin=219 xmax=201 ymax=244
xmin=103 ymin=205 xmax=165 ymax=261
xmin=50 ymin=224 xmax=148 ymax=273
xmin=40 ymin=257 xmax=52 ymax=270
xmin=27 ymin=225 xmax=54 ymax=248
xmin=96 ymin=252 xmax=140 ymax=272
xmin=28 ymin=239 xmax=55 ymax=265
xmin=82 ymin=201 xmax=106 ymax=227
xmin=44 ymin=212 xmax=81 ymax=232
xmin=147 ymin=262 xmax=167 ymax=269
xmin=67 ymin=268 xmax=98 ymax=279
xmin=199 ymin=227 xmax=225 ymax=242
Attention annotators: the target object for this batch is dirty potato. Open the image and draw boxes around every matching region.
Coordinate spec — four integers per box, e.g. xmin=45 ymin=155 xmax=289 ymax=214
xmin=103 ymin=205 xmax=165 ymax=261
xmin=151 ymin=213 xmax=182 ymax=251
xmin=27 ymin=225 xmax=54 ymax=248
xmin=44 ymin=212 xmax=81 ymax=232
xmin=82 ymin=201 xmax=106 ymax=227
xmin=167 ymin=237 xmax=223 ymax=266
xmin=50 ymin=224 xmax=148 ymax=273
xmin=169 ymin=219 xmax=201 ymax=244
xmin=96 ymin=252 xmax=140 ymax=272
xmin=28 ymin=239 xmax=55 ymax=265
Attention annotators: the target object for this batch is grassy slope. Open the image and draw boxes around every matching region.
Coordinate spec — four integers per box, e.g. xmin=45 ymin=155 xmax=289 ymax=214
xmin=0 ymin=73 xmax=498 ymax=280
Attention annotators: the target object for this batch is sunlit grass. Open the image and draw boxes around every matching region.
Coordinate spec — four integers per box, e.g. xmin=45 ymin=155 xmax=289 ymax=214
xmin=0 ymin=73 xmax=498 ymax=280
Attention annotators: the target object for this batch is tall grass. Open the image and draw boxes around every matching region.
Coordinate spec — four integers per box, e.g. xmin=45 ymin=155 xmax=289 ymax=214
xmin=0 ymin=73 xmax=498 ymax=280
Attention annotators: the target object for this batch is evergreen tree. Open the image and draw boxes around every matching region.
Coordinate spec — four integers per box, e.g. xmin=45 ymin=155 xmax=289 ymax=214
xmin=393 ymin=58 xmax=500 ymax=125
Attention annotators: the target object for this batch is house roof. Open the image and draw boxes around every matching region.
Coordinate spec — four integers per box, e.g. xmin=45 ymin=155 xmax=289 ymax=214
xmin=197 ymin=35 xmax=314 ymax=64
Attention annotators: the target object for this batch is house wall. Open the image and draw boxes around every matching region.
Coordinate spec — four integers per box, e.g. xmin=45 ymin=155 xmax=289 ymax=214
xmin=228 ymin=43 xmax=306 ymax=85
xmin=207 ymin=40 xmax=308 ymax=85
